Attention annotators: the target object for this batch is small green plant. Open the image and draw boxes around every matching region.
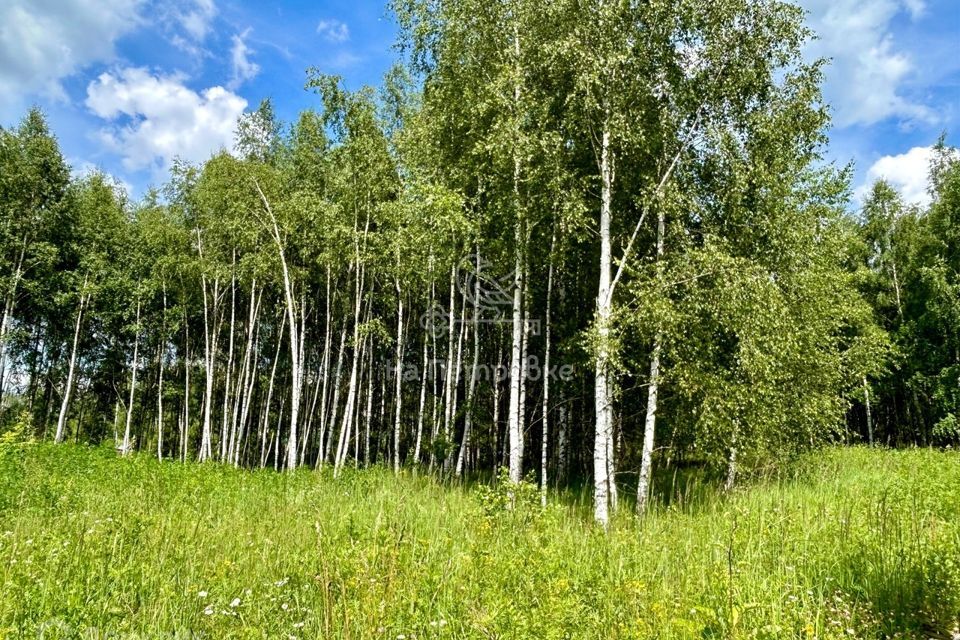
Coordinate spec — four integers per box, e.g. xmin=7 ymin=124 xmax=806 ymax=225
xmin=933 ymin=413 xmax=960 ymax=446
xmin=0 ymin=409 xmax=34 ymax=447
xmin=475 ymin=467 xmax=541 ymax=519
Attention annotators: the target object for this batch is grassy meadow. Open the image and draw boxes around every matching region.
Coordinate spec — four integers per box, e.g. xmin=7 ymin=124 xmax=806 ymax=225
xmin=1 ymin=443 xmax=959 ymax=639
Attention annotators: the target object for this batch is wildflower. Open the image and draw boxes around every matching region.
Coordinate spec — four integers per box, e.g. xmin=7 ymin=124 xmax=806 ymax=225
xmin=281 ymin=603 xmax=289 ymax=611
xmin=203 ymin=606 xmax=214 ymax=616
xmin=198 ymin=591 xmax=208 ymax=598
xmin=275 ymin=578 xmax=289 ymax=587
xmin=230 ymin=597 xmax=241 ymax=608
xmin=293 ymin=622 xmax=305 ymax=629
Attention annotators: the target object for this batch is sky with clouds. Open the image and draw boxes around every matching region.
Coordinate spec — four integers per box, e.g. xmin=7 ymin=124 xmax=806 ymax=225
xmin=0 ymin=0 xmax=957 ymax=206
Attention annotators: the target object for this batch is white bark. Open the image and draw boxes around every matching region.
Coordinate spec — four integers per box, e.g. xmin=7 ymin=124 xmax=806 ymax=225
xmin=197 ymin=228 xmax=219 ymax=463
xmin=492 ymin=348 xmax=502 ymax=473
xmin=260 ymin=313 xmax=285 ymax=469
xmin=636 ymin=339 xmax=661 ymax=514
xmin=442 ymin=267 xmax=456 ymax=458
xmin=121 ymin=299 xmax=142 ymax=455
xmin=362 ymin=339 xmax=374 ymax=467
xmin=220 ymin=263 xmax=237 ymax=462
xmin=182 ymin=312 xmax=190 ymax=463
xmin=254 ymin=181 xmax=302 ymax=471
xmin=233 ymin=282 xmax=261 ymax=465
xmin=55 ymin=279 xmax=88 ymax=444
xmin=393 ymin=278 xmax=404 ymax=472
xmin=334 ymin=259 xmax=365 ymax=475
xmin=320 ymin=326 xmax=347 ymax=466
xmin=593 ymin=124 xmax=614 ymax=527
xmin=637 ymin=165 xmax=667 ymax=514
xmin=0 ymin=236 xmax=27 ymax=404
xmin=157 ymin=282 xmax=167 ymax=460
xmin=540 ymin=236 xmax=554 ymax=505
xmin=413 ymin=334 xmax=428 ymax=465
xmin=456 ymin=253 xmax=481 ymax=478
xmin=507 ymin=21 xmax=526 ymax=485
xmin=446 ymin=280 xmax=467 ymax=473
xmin=557 ymin=390 xmax=568 ymax=484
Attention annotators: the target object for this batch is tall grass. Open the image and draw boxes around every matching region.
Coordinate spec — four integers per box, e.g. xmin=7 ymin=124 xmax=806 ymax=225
xmin=1 ymin=443 xmax=958 ymax=638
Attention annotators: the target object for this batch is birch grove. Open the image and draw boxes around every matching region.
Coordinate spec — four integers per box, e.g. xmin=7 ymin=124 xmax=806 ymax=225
xmin=5 ymin=0 xmax=943 ymax=526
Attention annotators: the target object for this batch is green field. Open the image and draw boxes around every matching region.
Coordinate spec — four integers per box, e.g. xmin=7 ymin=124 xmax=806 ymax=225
xmin=1 ymin=443 xmax=958 ymax=639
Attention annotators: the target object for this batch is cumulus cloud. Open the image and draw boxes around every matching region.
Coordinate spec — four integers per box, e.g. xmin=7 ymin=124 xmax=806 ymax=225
xmin=176 ymin=0 xmax=216 ymax=42
xmin=857 ymin=146 xmax=934 ymax=207
xmin=0 ymin=0 xmax=144 ymax=103
xmin=162 ymin=0 xmax=218 ymax=58
xmin=70 ymin=160 xmax=134 ymax=201
xmin=800 ymin=0 xmax=934 ymax=127
xmin=317 ymin=19 xmax=350 ymax=43
xmin=228 ymin=29 xmax=260 ymax=90
xmin=85 ymin=67 xmax=246 ymax=175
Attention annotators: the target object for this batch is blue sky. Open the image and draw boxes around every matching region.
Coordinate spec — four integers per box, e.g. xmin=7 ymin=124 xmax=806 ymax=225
xmin=1 ymin=0 xmax=957 ymax=205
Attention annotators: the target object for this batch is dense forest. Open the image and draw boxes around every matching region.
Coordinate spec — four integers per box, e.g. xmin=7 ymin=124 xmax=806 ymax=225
xmin=1 ymin=0 xmax=958 ymax=529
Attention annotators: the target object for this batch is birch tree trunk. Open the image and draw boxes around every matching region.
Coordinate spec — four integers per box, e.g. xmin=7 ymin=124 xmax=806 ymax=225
xmin=363 ymin=341 xmax=374 ymax=467
xmin=393 ymin=278 xmax=404 ymax=473
xmin=637 ymin=174 xmax=667 ymax=515
xmin=260 ymin=313 xmax=285 ymax=469
xmin=121 ymin=299 xmax=142 ymax=455
xmin=446 ymin=282 xmax=468 ymax=473
xmin=334 ymin=257 xmax=365 ymax=476
xmin=156 ymin=283 xmax=167 ymax=460
xmin=492 ymin=347 xmax=502 ymax=474
xmin=55 ymin=280 xmax=88 ymax=444
xmin=593 ymin=124 xmax=615 ymax=527
xmin=0 ymin=236 xmax=27 ymax=405
xmin=507 ymin=21 xmax=526 ymax=485
xmin=413 ymin=334 xmax=428 ymax=465
xmin=220 ymin=263 xmax=237 ymax=462
xmin=557 ymin=390 xmax=568 ymax=484
xmin=442 ymin=267 xmax=457 ymax=465
xmin=254 ymin=183 xmax=302 ymax=471
xmin=863 ymin=376 xmax=874 ymax=446
xmin=233 ymin=282 xmax=261 ymax=465
xmin=540 ymin=236 xmax=554 ymax=505
xmin=197 ymin=229 xmax=219 ymax=462
xmin=182 ymin=312 xmax=190 ymax=463
xmin=456 ymin=253 xmax=481 ymax=478
xmin=320 ymin=326 xmax=347 ymax=466
xmin=313 ymin=267 xmax=333 ymax=463
xmin=636 ymin=339 xmax=660 ymax=514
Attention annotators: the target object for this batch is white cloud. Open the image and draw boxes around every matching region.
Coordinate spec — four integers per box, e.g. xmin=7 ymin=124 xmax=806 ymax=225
xmin=317 ymin=19 xmax=350 ymax=43
xmin=857 ymin=146 xmax=933 ymax=206
xmin=177 ymin=0 xmax=216 ymax=42
xmin=70 ymin=160 xmax=134 ymax=201
xmin=85 ymin=68 xmax=247 ymax=175
xmin=161 ymin=0 xmax=217 ymax=58
xmin=228 ymin=29 xmax=260 ymax=90
xmin=0 ymin=0 xmax=144 ymax=103
xmin=800 ymin=0 xmax=934 ymax=127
